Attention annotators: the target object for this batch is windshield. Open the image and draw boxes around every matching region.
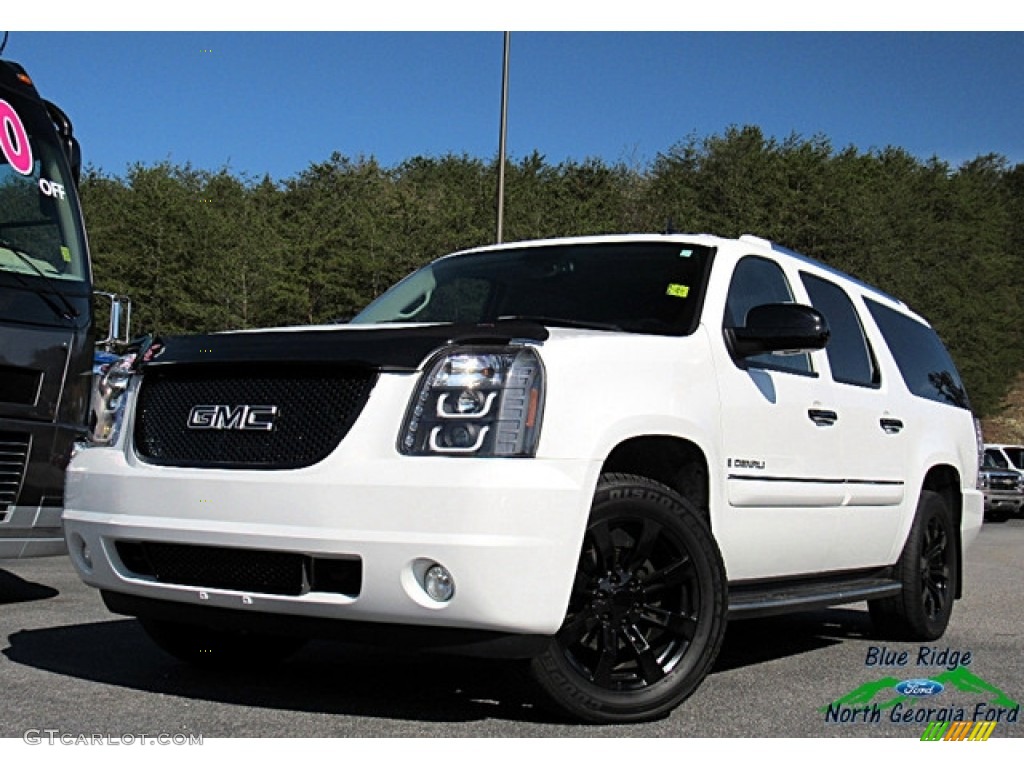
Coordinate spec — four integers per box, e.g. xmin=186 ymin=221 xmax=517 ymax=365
xmin=0 ymin=90 xmax=88 ymax=284
xmin=352 ymin=241 xmax=715 ymax=335
xmin=999 ymin=447 xmax=1024 ymax=470
xmin=983 ymin=449 xmax=1009 ymax=469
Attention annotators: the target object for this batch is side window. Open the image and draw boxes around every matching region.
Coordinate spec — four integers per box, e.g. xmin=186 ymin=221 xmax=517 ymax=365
xmin=800 ymin=272 xmax=879 ymax=387
xmin=865 ymin=298 xmax=970 ymax=410
xmin=724 ymin=256 xmax=811 ymax=374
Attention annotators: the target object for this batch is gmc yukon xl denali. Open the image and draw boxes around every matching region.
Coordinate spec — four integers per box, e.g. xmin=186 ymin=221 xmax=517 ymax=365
xmin=65 ymin=234 xmax=983 ymax=723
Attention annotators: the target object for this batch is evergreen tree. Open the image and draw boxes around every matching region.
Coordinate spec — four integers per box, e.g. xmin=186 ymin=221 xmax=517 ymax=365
xmin=77 ymin=128 xmax=1024 ymax=416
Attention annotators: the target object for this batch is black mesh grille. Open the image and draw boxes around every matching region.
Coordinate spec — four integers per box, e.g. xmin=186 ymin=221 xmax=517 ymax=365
xmin=115 ymin=541 xmax=362 ymax=597
xmin=0 ymin=431 xmax=30 ymax=512
xmin=133 ymin=364 xmax=377 ymax=469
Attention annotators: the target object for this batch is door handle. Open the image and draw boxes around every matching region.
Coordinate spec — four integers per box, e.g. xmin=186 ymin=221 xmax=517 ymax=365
xmin=880 ymin=417 xmax=904 ymax=434
xmin=808 ymin=409 xmax=838 ymax=427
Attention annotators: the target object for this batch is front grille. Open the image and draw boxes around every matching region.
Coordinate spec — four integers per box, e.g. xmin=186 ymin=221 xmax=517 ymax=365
xmin=990 ymin=476 xmax=1018 ymax=491
xmin=133 ymin=363 xmax=377 ymax=469
xmin=115 ymin=541 xmax=362 ymax=597
xmin=0 ymin=431 xmax=31 ymax=512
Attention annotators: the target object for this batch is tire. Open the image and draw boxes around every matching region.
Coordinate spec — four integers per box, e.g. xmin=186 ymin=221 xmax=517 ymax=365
xmin=530 ymin=473 xmax=727 ymax=723
xmin=869 ymin=490 xmax=958 ymax=641
xmin=138 ymin=618 xmax=306 ymax=668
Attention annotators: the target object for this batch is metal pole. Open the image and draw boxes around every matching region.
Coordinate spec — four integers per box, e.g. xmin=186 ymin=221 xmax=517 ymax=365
xmin=496 ymin=32 xmax=510 ymax=244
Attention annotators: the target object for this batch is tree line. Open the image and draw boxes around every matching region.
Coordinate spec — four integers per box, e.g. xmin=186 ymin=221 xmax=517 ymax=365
xmin=78 ymin=125 xmax=1024 ymax=417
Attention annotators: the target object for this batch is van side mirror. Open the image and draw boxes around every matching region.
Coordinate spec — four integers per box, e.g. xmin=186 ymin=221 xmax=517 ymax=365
xmin=94 ymin=291 xmax=132 ymax=350
xmin=728 ymin=303 xmax=829 ymax=358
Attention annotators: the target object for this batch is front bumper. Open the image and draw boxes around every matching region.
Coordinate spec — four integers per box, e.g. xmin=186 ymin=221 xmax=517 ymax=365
xmin=982 ymin=490 xmax=1023 ymax=513
xmin=63 ymin=445 xmax=599 ymax=637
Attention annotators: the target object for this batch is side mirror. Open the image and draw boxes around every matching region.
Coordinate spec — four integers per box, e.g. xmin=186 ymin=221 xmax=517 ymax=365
xmin=728 ymin=303 xmax=829 ymax=358
xmin=94 ymin=291 xmax=132 ymax=350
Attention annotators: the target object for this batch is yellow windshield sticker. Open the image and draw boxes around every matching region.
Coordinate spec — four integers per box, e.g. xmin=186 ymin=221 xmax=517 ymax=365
xmin=666 ymin=283 xmax=690 ymax=298
xmin=60 ymin=246 xmax=72 ymax=263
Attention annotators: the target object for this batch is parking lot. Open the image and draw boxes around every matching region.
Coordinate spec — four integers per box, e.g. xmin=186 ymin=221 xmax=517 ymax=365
xmin=1 ymin=519 xmax=1022 ymax=739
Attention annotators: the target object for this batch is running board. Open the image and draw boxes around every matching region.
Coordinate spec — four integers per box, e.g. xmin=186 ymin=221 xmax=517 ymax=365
xmin=727 ymin=575 xmax=902 ymax=620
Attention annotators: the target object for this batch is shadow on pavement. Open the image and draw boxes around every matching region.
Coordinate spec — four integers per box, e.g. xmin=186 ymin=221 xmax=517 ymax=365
xmin=3 ymin=606 xmax=875 ymax=725
xmin=717 ymin=607 xmax=874 ymax=673
xmin=4 ymin=618 xmax=550 ymax=725
xmin=0 ymin=568 xmax=59 ymax=606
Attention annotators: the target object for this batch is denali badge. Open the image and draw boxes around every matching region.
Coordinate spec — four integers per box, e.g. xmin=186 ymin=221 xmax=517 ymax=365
xmin=187 ymin=404 xmax=278 ymax=431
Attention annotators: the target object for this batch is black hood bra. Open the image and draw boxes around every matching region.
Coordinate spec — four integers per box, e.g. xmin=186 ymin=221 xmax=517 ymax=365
xmin=142 ymin=320 xmax=550 ymax=373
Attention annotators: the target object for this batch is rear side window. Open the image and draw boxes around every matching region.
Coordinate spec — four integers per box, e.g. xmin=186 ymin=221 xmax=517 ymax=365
xmin=800 ymin=272 xmax=879 ymax=387
xmin=865 ymin=299 xmax=970 ymax=410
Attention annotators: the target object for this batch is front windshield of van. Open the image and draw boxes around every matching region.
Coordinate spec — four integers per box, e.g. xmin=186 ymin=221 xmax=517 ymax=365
xmin=352 ymin=241 xmax=715 ymax=336
xmin=0 ymin=92 xmax=88 ymax=284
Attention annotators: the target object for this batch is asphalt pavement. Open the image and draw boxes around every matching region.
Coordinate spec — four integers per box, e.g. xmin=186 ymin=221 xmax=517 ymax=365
xmin=1 ymin=518 xmax=1021 ymax=740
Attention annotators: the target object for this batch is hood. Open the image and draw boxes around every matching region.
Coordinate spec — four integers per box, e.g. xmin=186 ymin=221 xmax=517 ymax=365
xmin=141 ymin=320 xmax=551 ymax=373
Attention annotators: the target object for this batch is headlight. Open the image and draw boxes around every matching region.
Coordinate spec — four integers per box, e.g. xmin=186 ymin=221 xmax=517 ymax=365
xmin=89 ymin=353 xmax=136 ymax=445
xmin=977 ymin=472 xmax=990 ymax=490
xmin=400 ymin=346 xmax=545 ymax=457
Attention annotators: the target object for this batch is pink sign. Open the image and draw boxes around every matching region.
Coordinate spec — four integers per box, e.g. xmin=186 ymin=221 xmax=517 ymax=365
xmin=0 ymin=99 xmax=33 ymax=176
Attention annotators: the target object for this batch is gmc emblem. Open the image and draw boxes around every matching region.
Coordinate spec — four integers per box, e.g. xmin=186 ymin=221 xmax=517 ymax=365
xmin=187 ymin=404 xmax=278 ymax=431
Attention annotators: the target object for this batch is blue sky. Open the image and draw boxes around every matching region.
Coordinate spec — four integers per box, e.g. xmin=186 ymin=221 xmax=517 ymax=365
xmin=3 ymin=26 xmax=1024 ymax=182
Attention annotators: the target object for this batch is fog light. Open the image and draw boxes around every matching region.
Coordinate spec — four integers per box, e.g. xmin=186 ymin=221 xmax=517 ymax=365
xmin=71 ymin=534 xmax=92 ymax=571
xmin=423 ymin=563 xmax=455 ymax=602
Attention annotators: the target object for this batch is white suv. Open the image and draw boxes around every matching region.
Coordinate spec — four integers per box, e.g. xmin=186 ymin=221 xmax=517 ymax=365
xmin=65 ymin=234 xmax=983 ymax=723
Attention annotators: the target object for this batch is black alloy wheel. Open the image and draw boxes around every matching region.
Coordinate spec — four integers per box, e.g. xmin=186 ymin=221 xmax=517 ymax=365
xmin=531 ymin=474 xmax=727 ymax=723
xmin=919 ymin=511 xmax=953 ymax=623
xmin=870 ymin=490 xmax=958 ymax=641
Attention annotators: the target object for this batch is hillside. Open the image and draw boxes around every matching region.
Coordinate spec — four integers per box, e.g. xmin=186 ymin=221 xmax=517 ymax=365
xmin=981 ymin=372 xmax=1024 ymax=444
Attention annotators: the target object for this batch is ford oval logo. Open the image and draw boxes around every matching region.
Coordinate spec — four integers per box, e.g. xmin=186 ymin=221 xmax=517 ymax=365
xmin=895 ymin=679 xmax=945 ymax=697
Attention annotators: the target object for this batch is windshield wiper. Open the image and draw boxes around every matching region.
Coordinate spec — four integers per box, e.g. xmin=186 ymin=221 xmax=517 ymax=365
xmin=496 ymin=315 xmax=623 ymax=332
xmin=0 ymin=237 xmax=80 ymax=321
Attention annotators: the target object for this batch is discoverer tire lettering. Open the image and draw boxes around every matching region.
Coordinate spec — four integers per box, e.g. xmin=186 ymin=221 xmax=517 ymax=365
xmin=530 ymin=473 xmax=727 ymax=723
